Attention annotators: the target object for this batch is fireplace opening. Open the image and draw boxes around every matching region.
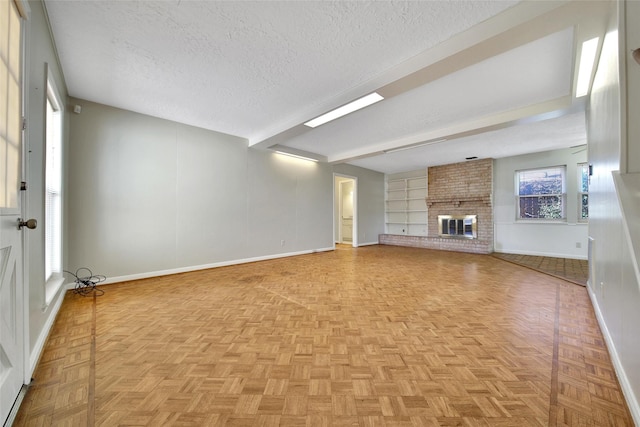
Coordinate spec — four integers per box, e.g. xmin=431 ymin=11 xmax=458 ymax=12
xmin=438 ymin=215 xmax=477 ymax=239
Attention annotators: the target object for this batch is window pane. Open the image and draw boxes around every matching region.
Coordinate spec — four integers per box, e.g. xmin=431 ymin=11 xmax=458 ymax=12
xmin=516 ymin=167 xmax=566 ymax=220
xmin=581 ymin=194 xmax=589 ymax=220
xmin=0 ymin=0 xmax=21 ymax=209
xmin=579 ymin=163 xmax=589 ymax=192
xmin=518 ymin=168 xmax=564 ymax=196
xmin=519 ymin=195 xmax=563 ymax=219
xmin=45 ymin=82 xmax=63 ymax=281
xmin=0 ymin=1 xmax=9 ymax=60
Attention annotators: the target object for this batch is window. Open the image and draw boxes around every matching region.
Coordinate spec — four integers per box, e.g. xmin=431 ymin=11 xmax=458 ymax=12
xmin=578 ymin=163 xmax=589 ymax=221
xmin=516 ymin=166 xmax=566 ymax=220
xmin=45 ymin=75 xmax=62 ymax=287
xmin=0 ymin=0 xmax=22 ymax=210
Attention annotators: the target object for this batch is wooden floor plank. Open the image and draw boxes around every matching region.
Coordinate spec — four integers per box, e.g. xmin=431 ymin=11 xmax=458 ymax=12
xmin=14 ymin=245 xmax=634 ymax=426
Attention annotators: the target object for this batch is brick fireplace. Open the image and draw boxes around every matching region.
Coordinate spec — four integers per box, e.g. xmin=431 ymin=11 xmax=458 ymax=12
xmin=380 ymin=158 xmax=494 ymax=254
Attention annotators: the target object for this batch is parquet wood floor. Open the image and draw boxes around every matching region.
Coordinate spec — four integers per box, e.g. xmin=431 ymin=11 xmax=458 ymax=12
xmin=14 ymin=245 xmax=633 ymax=426
xmin=490 ymin=254 xmax=589 ymax=286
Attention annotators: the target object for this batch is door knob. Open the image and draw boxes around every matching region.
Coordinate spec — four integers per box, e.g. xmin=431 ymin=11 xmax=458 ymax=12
xmin=18 ymin=218 xmax=37 ymax=230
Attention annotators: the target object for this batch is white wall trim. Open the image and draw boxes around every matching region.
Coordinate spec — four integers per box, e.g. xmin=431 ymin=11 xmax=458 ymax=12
xmin=99 ymin=247 xmax=335 ymax=285
xmin=587 ymin=286 xmax=640 ymax=425
xmin=357 ymin=241 xmax=379 ymax=247
xmin=29 ymin=286 xmax=66 ymax=377
xmin=44 ymin=275 xmax=65 ymax=308
xmin=612 ymin=172 xmax=640 ymax=286
xmin=492 ymin=249 xmax=588 ymax=260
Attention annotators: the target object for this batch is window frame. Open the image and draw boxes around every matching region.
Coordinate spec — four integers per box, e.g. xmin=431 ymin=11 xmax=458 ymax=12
xmin=44 ymin=68 xmax=64 ymax=305
xmin=578 ymin=162 xmax=589 ymax=223
xmin=0 ymin=0 xmax=23 ymax=212
xmin=515 ymin=166 xmax=567 ymax=221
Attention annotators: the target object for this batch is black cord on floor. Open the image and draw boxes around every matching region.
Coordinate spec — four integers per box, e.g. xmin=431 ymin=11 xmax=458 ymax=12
xmin=63 ymin=268 xmax=106 ymax=296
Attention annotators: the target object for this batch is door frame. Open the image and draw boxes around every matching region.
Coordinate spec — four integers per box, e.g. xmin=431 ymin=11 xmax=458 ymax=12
xmin=333 ymin=173 xmax=358 ymax=247
xmin=20 ymin=5 xmax=30 ymax=389
xmin=18 ymin=0 xmax=31 ymax=412
xmin=338 ymin=180 xmax=351 ymax=243
xmin=1 ymin=1 xmax=29 ymax=424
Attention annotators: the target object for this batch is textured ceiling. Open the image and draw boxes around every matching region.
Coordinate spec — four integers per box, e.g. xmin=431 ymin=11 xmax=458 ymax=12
xmin=44 ymin=0 xmax=611 ymax=174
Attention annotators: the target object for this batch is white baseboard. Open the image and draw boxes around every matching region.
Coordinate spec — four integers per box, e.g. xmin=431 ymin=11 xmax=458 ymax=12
xmin=29 ymin=285 xmax=67 ymax=377
xmin=492 ymin=249 xmax=588 ymax=260
xmin=357 ymin=241 xmax=379 ymax=247
xmin=587 ymin=287 xmax=640 ymax=425
xmin=4 ymin=384 xmax=28 ymax=427
xmin=103 ymin=247 xmax=335 ymax=285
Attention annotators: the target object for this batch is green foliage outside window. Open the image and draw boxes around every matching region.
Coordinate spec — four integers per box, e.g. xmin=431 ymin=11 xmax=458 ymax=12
xmin=579 ymin=163 xmax=589 ymax=221
xmin=517 ymin=167 xmax=565 ymax=219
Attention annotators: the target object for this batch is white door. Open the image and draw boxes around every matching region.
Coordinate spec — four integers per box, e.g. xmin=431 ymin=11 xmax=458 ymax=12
xmin=0 ymin=213 xmax=25 ymax=423
xmin=1 ymin=0 xmax=26 ymax=422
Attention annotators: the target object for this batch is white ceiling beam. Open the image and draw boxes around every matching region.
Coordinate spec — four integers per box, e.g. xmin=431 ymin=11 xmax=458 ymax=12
xmin=328 ymin=96 xmax=577 ymax=164
xmin=250 ymin=0 xmax=609 ymax=152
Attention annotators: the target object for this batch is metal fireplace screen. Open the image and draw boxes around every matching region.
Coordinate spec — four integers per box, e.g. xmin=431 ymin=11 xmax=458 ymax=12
xmin=438 ymin=215 xmax=477 ymax=239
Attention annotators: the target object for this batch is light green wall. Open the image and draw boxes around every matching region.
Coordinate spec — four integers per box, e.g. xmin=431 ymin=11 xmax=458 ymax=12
xmin=25 ymin=0 xmax=69 ymax=372
xmin=67 ymin=99 xmax=349 ymax=280
xmin=493 ymin=147 xmax=589 ymax=259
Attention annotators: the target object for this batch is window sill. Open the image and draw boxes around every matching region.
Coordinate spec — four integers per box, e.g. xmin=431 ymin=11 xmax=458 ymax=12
xmin=514 ymin=219 xmax=587 ymax=226
xmin=516 ymin=218 xmax=567 ymax=223
xmin=44 ymin=275 xmax=65 ymax=308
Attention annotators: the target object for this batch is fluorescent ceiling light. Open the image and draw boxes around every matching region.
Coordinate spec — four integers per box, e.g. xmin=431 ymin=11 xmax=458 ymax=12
xmin=304 ymin=93 xmax=384 ymax=128
xmin=575 ymin=37 xmax=599 ymax=97
xmin=275 ymin=151 xmax=319 ymax=162
xmin=383 ymin=139 xmax=447 ymax=154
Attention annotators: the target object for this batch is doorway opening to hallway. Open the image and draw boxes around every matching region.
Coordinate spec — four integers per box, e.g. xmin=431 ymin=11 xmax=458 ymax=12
xmin=334 ymin=175 xmax=357 ymax=247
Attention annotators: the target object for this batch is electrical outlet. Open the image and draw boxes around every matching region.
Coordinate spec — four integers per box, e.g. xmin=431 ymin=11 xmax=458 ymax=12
xmin=576 ymin=242 xmax=582 ymax=248
xmin=281 ymin=240 xmax=285 ymax=247
xmin=600 ymin=281 xmax=604 ymax=298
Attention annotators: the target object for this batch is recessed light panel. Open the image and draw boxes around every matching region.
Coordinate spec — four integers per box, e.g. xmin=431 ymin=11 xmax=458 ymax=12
xmin=576 ymin=37 xmax=599 ymax=97
xmin=304 ymin=93 xmax=384 ymax=128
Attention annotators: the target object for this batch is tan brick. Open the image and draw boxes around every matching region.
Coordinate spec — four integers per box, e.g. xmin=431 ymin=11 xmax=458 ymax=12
xmin=386 ymin=159 xmax=494 ymax=254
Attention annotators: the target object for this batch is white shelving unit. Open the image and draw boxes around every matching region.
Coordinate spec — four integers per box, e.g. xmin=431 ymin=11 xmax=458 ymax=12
xmin=385 ymin=176 xmax=428 ymax=236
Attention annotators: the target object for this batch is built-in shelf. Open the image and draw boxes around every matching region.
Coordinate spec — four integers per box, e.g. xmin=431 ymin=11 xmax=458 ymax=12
xmin=385 ymin=176 xmax=427 ymax=236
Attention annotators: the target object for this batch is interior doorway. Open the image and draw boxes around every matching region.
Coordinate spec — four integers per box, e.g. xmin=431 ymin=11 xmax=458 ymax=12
xmin=334 ymin=174 xmax=357 ymax=247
